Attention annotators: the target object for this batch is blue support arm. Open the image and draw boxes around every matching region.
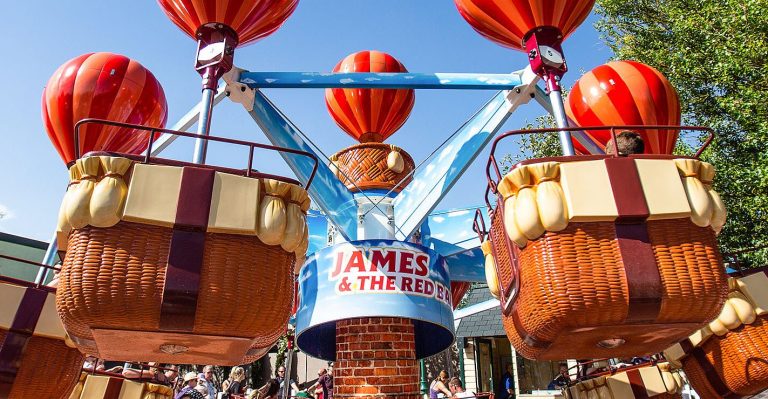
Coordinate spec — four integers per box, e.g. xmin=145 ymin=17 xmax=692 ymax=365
xmin=239 ymin=71 xmax=530 ymax=90
xmin=247 ymin=90 xmax=358 ymax=241
xmin=393 ymin=68 xmax=540 ymax=241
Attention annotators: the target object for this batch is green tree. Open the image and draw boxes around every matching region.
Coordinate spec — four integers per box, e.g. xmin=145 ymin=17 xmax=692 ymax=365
xmin=595 ymin=0 xmax=768 ymax=264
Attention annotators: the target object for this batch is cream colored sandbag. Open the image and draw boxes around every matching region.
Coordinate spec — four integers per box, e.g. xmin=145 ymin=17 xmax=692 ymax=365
xmin=502 ymin=196 xmax=528 ymax=247
xmin=329 ymin=154 xmax=341 ymax=179
xmin=481 ymin=241 xmax=500 ymax=299
xmin=672 ymin=371 xmax=683 ymax=391
xmin=507 ymin=166 xmax=544 ymax=240
xmin=709 ymin=317 xmax=729 ymax=336
xmin=659 ymin=365 xmax=679 ymax=394
xmin=294 ymin=228 xmax=310 ymax=272
xmin=57 ymin=164 xmax=82 ymax=232
xmin=387 ymin=146 xmax=405 ymax=173
xmin=728 ymin=291 xmax=757 ymax=325
xmin=529 ymin=162 xmax=568 ymax=232
xmin=65 ymin=157 xmax=101 ymax=229
xmin=675 ymin=159 xmax=712 ymax=227
xmin=281 ymin=185 xmax=307 ymax=252
xmin=258 ymin=179 xmax=290 ymax=246
xmin=718 ymin=298 xmax=743 ymax=330
xmin=699 ymin=162 xmax=727 ymax=233
xmin=90 ymin=156 xmax=131 ymax=228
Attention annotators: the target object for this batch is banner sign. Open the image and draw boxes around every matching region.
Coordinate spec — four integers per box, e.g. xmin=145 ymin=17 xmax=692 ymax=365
xmin=295 ymin=239 xmax=455 ymax=361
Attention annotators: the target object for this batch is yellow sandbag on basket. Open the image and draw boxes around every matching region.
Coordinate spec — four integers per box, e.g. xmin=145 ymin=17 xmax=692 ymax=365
xmin=89 ymin=156 xmax=131 ymax=228
xmin=258 ymin=179 xmax=290 ymax=246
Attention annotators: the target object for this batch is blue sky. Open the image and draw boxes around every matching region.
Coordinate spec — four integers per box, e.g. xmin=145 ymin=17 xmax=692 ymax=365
xmin=0 ymin=1 xmax=612 ymax=242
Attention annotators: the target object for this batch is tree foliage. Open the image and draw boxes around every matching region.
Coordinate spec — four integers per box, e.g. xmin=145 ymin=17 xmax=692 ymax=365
xmin=516 ymin=0 xmax=768 ymax=264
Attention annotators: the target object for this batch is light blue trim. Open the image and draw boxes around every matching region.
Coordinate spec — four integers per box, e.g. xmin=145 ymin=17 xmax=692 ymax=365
xmin=239 ymin=71 xmax=524 ymax=90
xmin=248 ymin=91 xmax=358 ymax=240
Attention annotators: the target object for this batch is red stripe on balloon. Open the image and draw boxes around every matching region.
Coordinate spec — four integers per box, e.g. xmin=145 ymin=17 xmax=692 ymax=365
xmin=56 ymin=54 xmax=91 ymax=162
xmin=632 ymin=61 xmax=679 ymax=153
xmin=82 ymin=55 xmax=131 ymax=156
xmin=594 ymin=64 xmax=644 ymax=125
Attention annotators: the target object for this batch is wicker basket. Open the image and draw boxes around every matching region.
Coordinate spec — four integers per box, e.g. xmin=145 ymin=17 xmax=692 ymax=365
xmin=331 ymin=142 xmax=414 ymax=192
xmin=68 ymin=373 xmax=173 ymax=399
xmin=57 ymin=221 xmax=293 ymax=364
xmin=564 ymin=362 xmax=684 ymax=399
xmin=1 ymin=328 xmax=83 ymax=398
xmin=490 ymin=209 xmax=728 ymax=360
xmin=680 ymin=315 xmax=768 ymax=398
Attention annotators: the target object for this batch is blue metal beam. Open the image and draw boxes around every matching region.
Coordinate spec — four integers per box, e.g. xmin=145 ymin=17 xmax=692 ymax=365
xmin=239 ymin=71 xmax=527 ymax=90
xmin=393 ymin=68 xmax=539 ymax=241
xmin=248 ymin=91 xmax=358 ymax=241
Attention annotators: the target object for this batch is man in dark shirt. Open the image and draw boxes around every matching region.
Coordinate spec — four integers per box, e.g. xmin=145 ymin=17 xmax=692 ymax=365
xmin=499 ymin=363 xmax=515 ymax=399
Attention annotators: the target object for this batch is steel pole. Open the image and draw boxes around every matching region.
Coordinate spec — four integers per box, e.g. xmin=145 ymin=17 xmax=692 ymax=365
xmin=420 ymin=359 xmax=428 ymax=397
xmin=548 ymin=88 xmax=575 ymax=156
xmin=192 ymin=87 xmax=216 ymax=164
xmin=283 ymin=347 xmax=294 ymax=399
xmin=34 ymin=231 xmax=58 ymax=284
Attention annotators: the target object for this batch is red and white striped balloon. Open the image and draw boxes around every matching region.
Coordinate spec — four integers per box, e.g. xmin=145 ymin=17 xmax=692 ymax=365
xmin=42 ymin=53 xmax=168 ymax=165
xmin=156 ymin=0 xmax=299 ymax=46
xmin=454 ymin=0 xmax=595 ymax=51
xmin=566 ymin=61 xmax=681 ymax=154
xmin=325 ymin=51 xmax=415 ymax=143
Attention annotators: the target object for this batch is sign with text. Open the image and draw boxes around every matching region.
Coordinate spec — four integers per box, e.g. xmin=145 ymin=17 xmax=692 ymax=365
xmin=295 ymin=240 xmax=455 ymax=361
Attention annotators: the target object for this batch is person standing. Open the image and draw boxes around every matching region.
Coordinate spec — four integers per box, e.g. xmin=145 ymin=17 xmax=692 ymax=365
xmin=276 ymin=366 xmax=298 ymax=399
xmin=498 ymin=364 xmax=515 ymax=399
xmin=308 ymin=368 xmax=333 ymax=399
xmin=430 ymin=370 xmax=452 ymax=399
xmin=175 ymin=372 xmax=206 ymax=399
xmin=202 ymin=366 xmax=218 ymax=399
xmin=222 ymin=366 xmax=247 ymax=398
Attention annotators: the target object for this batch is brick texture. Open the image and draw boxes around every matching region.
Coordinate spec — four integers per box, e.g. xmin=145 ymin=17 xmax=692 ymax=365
xmin=334 ymin=318 xmax=420 ymax=399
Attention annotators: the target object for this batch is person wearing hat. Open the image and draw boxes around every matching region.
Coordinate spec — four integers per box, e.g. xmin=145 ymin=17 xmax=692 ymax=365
xmin=175 ymin=371 xmax=206 ymax=399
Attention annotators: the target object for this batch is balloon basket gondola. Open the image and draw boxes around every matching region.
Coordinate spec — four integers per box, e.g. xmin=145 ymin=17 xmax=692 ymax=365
xmin=481 ymin=126 xmax=728 ymax=360
xmin=664 ymin=248 xmax=768 ymax=398
xmin=0 ymin=255 xmax=83 ymax=399
xmin=330 ymin=142 xmax=414 ymax=192
xmin=68 ymin=366 xmax=175 ymax=399
xmin=563 ymin=360 xmax=684 ymax=399
xmin=55 ymin=119 xmax=317 ymax=365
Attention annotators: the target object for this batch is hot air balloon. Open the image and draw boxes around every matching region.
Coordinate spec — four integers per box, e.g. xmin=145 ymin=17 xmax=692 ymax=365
xmin=156 ymin=0 xmax=299 ymax=163
xmin=451 ymin=282 xmax=470 ymax=309
xmin=325 ymin=51 xmax=417 ymax=192
xmin=566 ymin=61 xmax=681 ymax=154
xmin=42 ymin=53 xmax=168 ymax=166
xmin=325 ymin=50 xmax=415 ymax=143
xmin=454 ymin=0 xmax=595 ymax=52
xmin=156 ymin=0 xmax=299 ymax=47
xmin=454 ymin=0 xmax=596 ymax=155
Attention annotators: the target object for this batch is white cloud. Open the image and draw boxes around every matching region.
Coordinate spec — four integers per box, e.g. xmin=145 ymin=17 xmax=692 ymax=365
xmin=0 ymin=204 xmax=12 ymax=220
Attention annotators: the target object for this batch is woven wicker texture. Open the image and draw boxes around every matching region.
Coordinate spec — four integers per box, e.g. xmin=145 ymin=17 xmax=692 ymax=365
xmin=332 ymin=143 xmax=414 ymax=192
xmin=57 ymin=221 xmax=293 ymax=353
xmin=682 ymin=316 xmax=768 ymax=398
xmin=0 ymin=330 xmax=83 ymax=399
xmin=491 ymin=209 xmax=727 ymax=359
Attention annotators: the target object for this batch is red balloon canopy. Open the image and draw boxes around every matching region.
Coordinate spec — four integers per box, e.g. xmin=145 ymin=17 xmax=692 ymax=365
xmin=451 ymin=282 xmax=471 ymax=310
xmin=42 ymin=53 xmax=168 ymax=166
xmin=156 ymin=0 xmax=299 ymax=46
xmin=566 ymin=60 xmax=681 ymax=154
xmin=454 ymin=0 xmax=595 ymax=51
xmin=325 ymin=51 xmax=415 ymax=143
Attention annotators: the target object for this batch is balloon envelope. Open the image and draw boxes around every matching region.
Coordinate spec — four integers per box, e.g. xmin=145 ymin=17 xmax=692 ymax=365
xmin=454 ymin=0 xmax=595 ymax=51
xmin=566 ymin=60 xmax=681 ymax=154
xmin=325 ymin=51 xmax=415 ymax=143
xmin=451 ymin=282 xmax=471 ymax=310
xmin=42 ymin=53 xmax=168 ymax=165
xmin=156 ymin=0 xmax=299 ymax=46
